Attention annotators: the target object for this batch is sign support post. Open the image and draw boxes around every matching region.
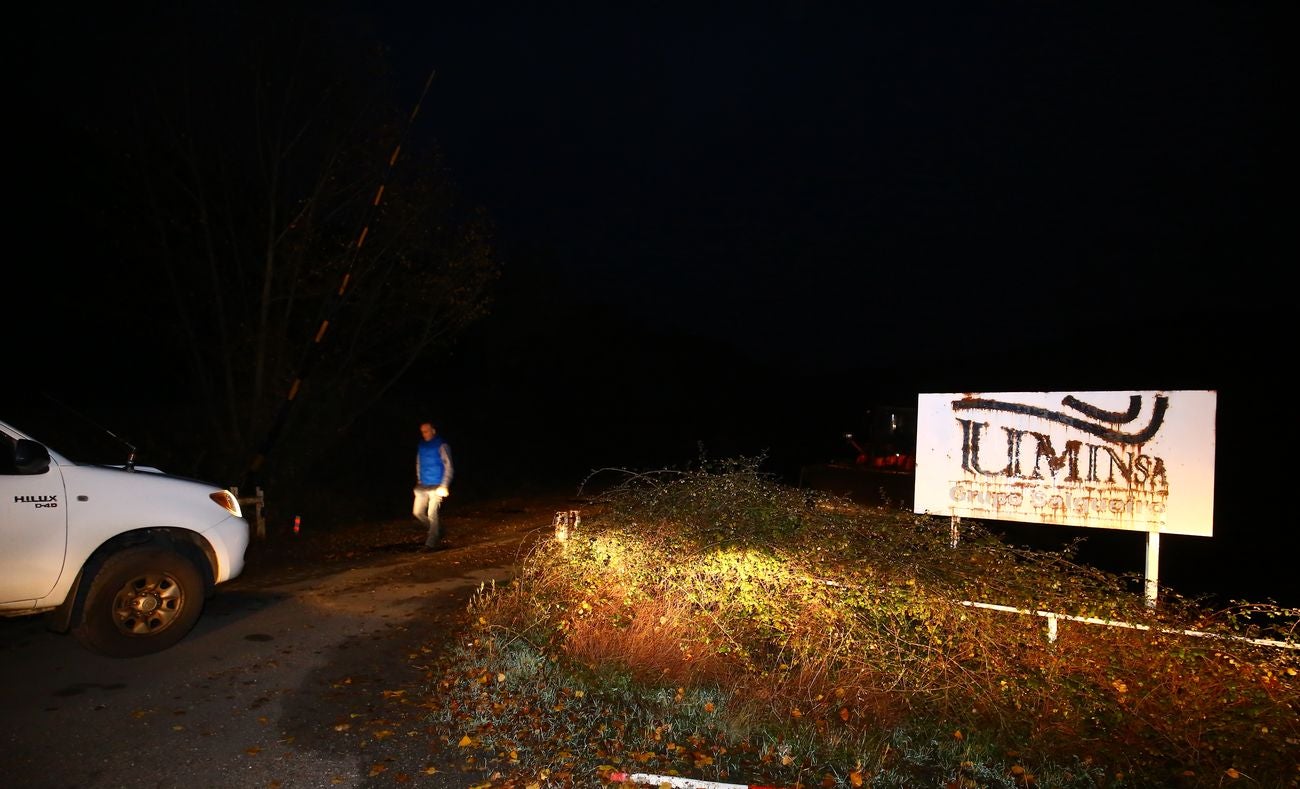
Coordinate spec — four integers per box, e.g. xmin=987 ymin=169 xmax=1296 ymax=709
xmin=1144 ymin=528 xmax=1160 ymax=608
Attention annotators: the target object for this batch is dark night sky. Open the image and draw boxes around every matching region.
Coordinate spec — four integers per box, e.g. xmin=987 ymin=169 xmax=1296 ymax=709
xmin=10 ymin=3 xmax=1296 ymax=603
xmin=16 ymin=2 xmax=1290 ymax=378
xmin=12 ymin=1 xmax=1292 ymax=444
xmin=369 ymin=2 xmax=1290 ymax=374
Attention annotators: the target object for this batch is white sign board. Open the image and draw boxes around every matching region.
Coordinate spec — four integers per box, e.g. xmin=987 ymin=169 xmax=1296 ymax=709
xmin=914 ymin=391 xmax=1216 ymax=537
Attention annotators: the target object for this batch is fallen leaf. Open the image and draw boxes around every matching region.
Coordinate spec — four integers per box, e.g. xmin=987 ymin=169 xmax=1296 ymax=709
xmin=373 ymin=730 xmax=395 ymax=741
xmin=368 ymin=764 xmax=386 ymax=777
xmin=245 ymin=746 xmax=261 ymax=756
xmin=458 ymin=734 xmax=474 ymax=747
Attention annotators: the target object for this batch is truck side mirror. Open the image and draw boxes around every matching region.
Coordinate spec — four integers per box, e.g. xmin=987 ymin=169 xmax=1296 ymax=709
xmin=13 ymin=439 xmax=51 ymax=475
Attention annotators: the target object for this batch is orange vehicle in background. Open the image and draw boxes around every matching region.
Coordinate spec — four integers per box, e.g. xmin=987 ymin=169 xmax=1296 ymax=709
xmin=800 ymin=405 xmax=917 ymax=509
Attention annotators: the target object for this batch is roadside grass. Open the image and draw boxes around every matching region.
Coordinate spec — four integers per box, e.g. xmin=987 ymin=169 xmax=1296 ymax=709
xmin=422 ymin=458 xmax=1299 ymax=788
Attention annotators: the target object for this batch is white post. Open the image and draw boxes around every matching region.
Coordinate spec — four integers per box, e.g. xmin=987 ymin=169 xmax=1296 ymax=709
xmin=1144 ymin=528 xmax=1160 ymax=608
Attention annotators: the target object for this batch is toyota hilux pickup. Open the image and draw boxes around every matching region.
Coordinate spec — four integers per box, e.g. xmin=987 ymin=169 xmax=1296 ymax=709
xmin=1 ymin=418 xmax=250 ymax=657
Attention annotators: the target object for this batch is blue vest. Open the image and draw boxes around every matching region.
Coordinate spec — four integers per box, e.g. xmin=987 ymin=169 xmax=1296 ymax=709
xmin=417 ymin=436 xmax=448 ymax=486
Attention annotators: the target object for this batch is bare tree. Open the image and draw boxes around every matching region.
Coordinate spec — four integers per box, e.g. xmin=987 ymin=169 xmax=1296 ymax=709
xmin=85 ymin=4 xmax=499 ymax=494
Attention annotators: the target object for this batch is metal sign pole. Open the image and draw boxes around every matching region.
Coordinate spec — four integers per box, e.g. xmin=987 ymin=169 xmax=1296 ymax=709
xmin=1144 ymin=528 xmax=1160 ymax=608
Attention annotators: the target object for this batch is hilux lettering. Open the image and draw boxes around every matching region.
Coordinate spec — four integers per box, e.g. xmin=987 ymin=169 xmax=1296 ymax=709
xmin=14 ymin=494 xmax=59 ymax=503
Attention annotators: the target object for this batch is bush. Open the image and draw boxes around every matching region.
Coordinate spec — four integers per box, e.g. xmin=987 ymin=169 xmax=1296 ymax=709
xmin=425 ymin=457 xmax=1300 ymax=788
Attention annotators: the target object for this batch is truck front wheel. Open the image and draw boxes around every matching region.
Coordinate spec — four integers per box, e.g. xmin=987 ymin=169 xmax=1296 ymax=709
xmin=71 ymin=545 xmax=206 ymax=658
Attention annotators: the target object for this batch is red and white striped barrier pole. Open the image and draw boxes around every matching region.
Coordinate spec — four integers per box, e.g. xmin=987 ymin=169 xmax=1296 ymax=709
xmin=608 ymin=773 xmax=781 ymax=789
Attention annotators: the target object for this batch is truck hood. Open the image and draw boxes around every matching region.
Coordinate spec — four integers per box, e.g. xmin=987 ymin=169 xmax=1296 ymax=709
xmin=58 ymin=461 xmax=243 ymax=533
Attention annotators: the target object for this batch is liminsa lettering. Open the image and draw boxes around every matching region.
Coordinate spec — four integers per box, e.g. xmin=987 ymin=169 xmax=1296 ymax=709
xmin=956 ymin=418 xmax=1169 ymax=493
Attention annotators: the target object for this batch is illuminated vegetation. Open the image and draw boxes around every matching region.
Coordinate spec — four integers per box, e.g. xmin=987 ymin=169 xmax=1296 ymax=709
xmin=424 ymin=459 xmax=1299 ymax=788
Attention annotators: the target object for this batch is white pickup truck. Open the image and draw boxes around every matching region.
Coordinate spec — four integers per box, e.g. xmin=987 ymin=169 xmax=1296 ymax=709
xmin=1 ymin=418 xmax=250 ymax=657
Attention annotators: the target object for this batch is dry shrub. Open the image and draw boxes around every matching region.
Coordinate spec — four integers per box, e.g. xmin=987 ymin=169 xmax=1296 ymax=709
xmin=463 ymin=458 xmax=1300 ymax=787
xmin=563 ymin=591 xmax=741 ymax=687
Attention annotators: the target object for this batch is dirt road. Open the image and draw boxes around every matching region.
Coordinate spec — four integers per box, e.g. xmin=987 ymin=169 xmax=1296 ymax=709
xmin=0 ymin=491 xmax=588 ymax=789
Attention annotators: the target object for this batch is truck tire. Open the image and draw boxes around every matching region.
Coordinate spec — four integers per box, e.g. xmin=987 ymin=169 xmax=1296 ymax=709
xmin=71 ymin=545 xmax=206 ymax=658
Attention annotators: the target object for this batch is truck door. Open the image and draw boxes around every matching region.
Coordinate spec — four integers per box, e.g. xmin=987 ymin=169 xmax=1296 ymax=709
xmin=0 ymin=451 xmax=69 ymax=605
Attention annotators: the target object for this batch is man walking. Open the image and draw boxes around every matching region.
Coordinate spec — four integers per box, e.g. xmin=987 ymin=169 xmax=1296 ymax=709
xmin=413 ymin=421 xmax=453 ymax=550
